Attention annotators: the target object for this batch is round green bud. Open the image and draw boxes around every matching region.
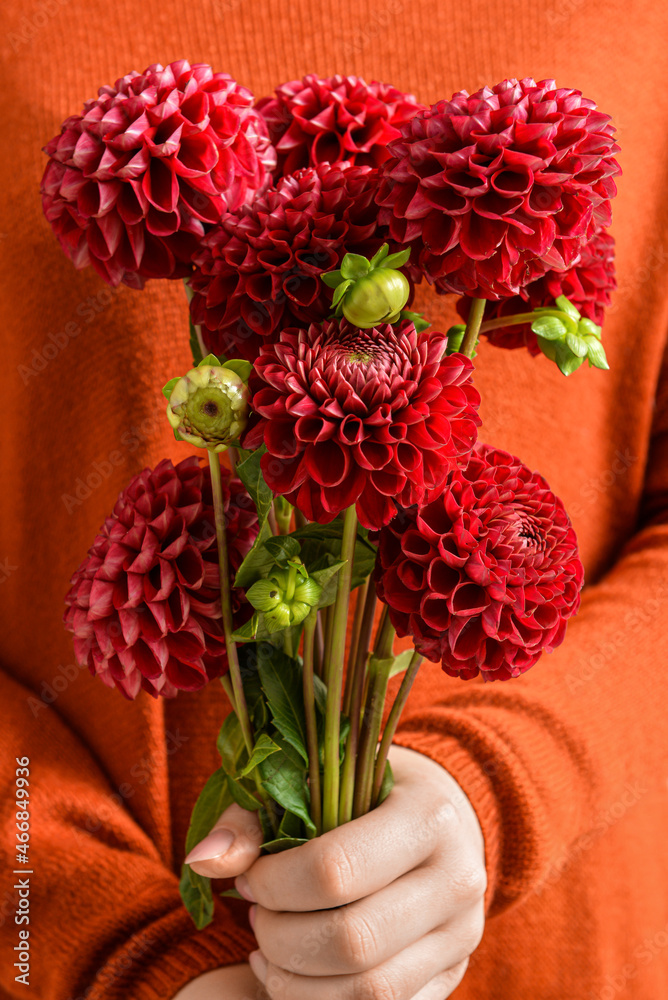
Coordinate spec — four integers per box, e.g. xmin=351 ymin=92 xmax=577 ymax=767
xmin=166 ymin=365 xmax=249 ymax=452
xmin=245 ymin=579 xmax=284 ymax=613
xmin=342 ymin=269 xmax=410 ymax=328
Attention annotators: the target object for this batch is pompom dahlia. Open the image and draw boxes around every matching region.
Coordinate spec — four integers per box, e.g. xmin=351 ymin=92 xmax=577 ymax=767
xmin=64 ymin=457 xmax=257 ymax=699
xmin=457 ymin=227 xmax=617 ymax=355
xmin=256 ymin=74 xmax=426 ymax=176
xmin=243 ymin=319 xmax=481 ymax=529
xmin=189 ymin=162 xmax=393 ymax=362
xmin=41 ymin=60 xmax=276 ymax=288
xmin=375 ymin=443 xmax=583 ymax=680
xmin=377 ymin=78 xmax=620 ymax=299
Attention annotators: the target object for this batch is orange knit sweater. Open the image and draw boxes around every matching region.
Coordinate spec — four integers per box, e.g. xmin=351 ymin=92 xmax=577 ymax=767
xmin=2 ymin=2 xmax=668 ymax=997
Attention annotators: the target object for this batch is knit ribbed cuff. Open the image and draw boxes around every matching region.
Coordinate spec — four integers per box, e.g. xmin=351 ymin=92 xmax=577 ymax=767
xmin=392 ymin=728 xmax=502 ymax=915
xmin=86 ymin=901 xmax=256 ymax=1000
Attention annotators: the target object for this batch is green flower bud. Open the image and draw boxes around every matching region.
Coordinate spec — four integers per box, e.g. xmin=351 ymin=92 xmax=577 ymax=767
xmin=322 ymin=244 xmax=412 ymax=329
xmin=245 ymin=579 xmax=284 ymax=612
xmin=166 ymin=365 xmax=249 ymax=452
xmin=245 ymin=559 xmax=322 ymax=633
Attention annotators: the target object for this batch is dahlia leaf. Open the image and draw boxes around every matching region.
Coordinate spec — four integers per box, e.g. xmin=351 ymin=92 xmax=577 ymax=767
xmin=236 ymin=446 xmax=274 ymax=525
xmin=180 ymin=865 xmax=214 ymax=930
xmin=231 ymin=613 xmax=261 ymax=643
xmin=162 ymin=377 xmax=180 ymax=400
xmin=234 ymin=520 xmax=275 ymax=590
xmin=369 ymin=243 xmax=390 ymax=268
xmin=585 ymin=337 xmax=609 ymax=370
xmin=377 ymin=760 xmax=395 ymax=806
xmin=531 ymin=316 xmax=567 ymax=341
xmin=185 ymin=767 xmax=234 ymax=856
xmin=220 ymin=888 xmax=244 ymax=899
xmin=321 ymin=269 xmax=344 ymax=288
xmin=292 ymin=521 xmax=376 ymax=590
xmin=238 ymin=734 xmax=282 ymax=778
xmin=223 ymin=358 xmax=253 ymax=383
xmin=565 ymin=333 xmax=588 ymax=358
xmin=227 ymin=773 xmax=262 ymax=811
xmin=264 ymin=536 xmax=302 ymax=565
xmin=189 ymin=317 xmax=204 ymax=367
xmin=381 ymin=249 xmax=411 ymax=270
xmin=340 ymin=252 xmax=370 ymax=280
xmin=261 ymin=836 xmax=310 ymax=853
xmin=388 ymin=649 xmax=415 ymax=679
xmin=310 ymin=558 xmax=346 ymax=609
xmin=217 ymin=714 xmax=247 ymax=776
xmin=259 ymin=749 xmax=315 ymax=837
xmin=257 ymin=646 xmax=309 ymax=765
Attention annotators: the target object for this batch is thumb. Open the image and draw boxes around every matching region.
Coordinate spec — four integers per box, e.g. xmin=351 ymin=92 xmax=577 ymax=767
xmin=185 ymin=802 xmax=263 ymax=879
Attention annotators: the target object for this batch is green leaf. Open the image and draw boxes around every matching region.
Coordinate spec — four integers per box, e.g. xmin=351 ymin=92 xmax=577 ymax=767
xmin=531 ymin=316 xmax=567 ymax=341
xmin=565 ymin=332 xmax=588 ymax=358
xmin=311 ymin=558 xmax=346 ymax=608
xmin=264 ymin=536 xmax=301 ymax=564
xmin=555 ymin=295 xmax=581 ymax=322
xmin=381 ymin=248 xmax=411 ymax=269
xmin=257 ymin=646 xmax=309 ymax=763
xmin=400 ymin=310 xmax=431 ymax=334
xmin=226 ymin=773 xmax=262 ymax=811
xmin=377 ymin=760 xmax=395 ymax=805
xmin=222 ymin=358 xmax=252 ymax=382
xmin=238 ymin=734 xmax=282 ymax=777
xmin=259 ymin=749 xmax=315 ymax=836
xmin=216 ymin=713 xmax=247 ymax=775
xmin=179 ymin=864 xmax=214 ymax=929
xmin=584 ymin=337 xmax=610 ymax=370
xmin=234 ymin=519 xmax=275 ymax=589
xmin=340 ymin=252 xmax=370 ymax=280
xmin=261 ymin=836 xmax=310 ymax=853
xmin=293 ymin=520 xmax=376 ymax=590
xmin=162 ymin=377 xmax=180 ymax=401
xmin=189 ymin=318 xmax=204 ymax=366
xmin=321 ymin=269 xmax=344 ymax=288
xmin=220 ymin=887 xmax=244 ymax=899
xmin=369 ymin=243 xmax=390 ymax=269
xmin=236 ymin=446 xmax=274 ymax=524
xmin=388 ymin=648 xmax=414 ymax=679
xmin=332 ymin=279 xmax=353 ymax=307
xmin=278 ymin=805 xmax=306 ymax=839
xmin=198 ymin=352 xmax=222 ymax=368
xmin=231 ymin=613 xmax=261 ymax=643
xmin=185 ymin=768 xmax=233 ymax=855
xmin=312 ymin=673 xmax=328 ymax=717
xmin=555 ymin=342 xmax=586 ymax=376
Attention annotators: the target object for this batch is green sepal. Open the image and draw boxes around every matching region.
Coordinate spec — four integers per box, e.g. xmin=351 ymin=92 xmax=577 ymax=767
xmin=536 ymin=336 xmax=558 ymax=362
xmin=331 ymin=279 xmax=353 ymax=307
xmin=260 ymin=837 xmax=310 ymax=853
xmin=381 ymin=248 xmax=411 ymax=269
xmin=565 ymin=332 xmax=589 ymax=358
xmin=238 ymin=733 xmax=282 ymax=778
xmin=173 ymin=428 xmax=184 ymax=441
xmin=180 ymin=864 xmax=214 ymax=929
xmin=555 ymin=342 xmax=586 ymax=376
xmin=340 ymin=252 xmax=370 ymax=280
xmin=531 ymin=315 xmax=567 ymax=341
xmin=377 ymin=760 xmax=395 ymax=806
xmin=231 ymin=613 xmax=261 ymax=643
xmin=400 ymin=310 xmax=431 ymax=333
xmin=555 ymin=295 xmax=581 ymax=323
xmin=321 ymin=269 xmax=344 ymax=288
xmin=222 ymin=358 xmax=253 ymax=383
xmin=198 ymin=352 xmax=223 ymax=368
xmin=162 ymin=377 xmax=180 ymax=401
xmin=584 ymin=337 xmax=609 ymax=370
xmin=579 ymin=318 xmax=602 ymax=340
xmin=369 ymin=243 xmax=390 ymax=268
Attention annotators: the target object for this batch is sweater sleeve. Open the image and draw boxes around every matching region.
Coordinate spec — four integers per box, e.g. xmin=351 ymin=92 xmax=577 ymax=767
xmin=393 ymin=353 xmax=668 ymax=918
xmin=0 ymin=669 xmax=255 ymax=1000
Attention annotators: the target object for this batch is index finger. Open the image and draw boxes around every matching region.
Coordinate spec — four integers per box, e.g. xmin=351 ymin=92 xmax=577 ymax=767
xmin=235 ymin=774 xmax=448 ymax=912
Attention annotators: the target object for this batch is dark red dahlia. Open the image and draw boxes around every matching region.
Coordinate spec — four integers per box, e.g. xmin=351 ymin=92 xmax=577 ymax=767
xmin=189 ymin=161 xmax=393 ymax=362
xmin=41 ymin=60 xmax=276 ymax=288
xmin=243 ymin=319 xmax=481 ymax=529
xmin=64 ymin=457 xmax=257 ymax=699
xmin=377 ymin=78 xmax=620 ymax=299
xmin=457 ymin=227 xmax=616 ymax=355
xmin=375 ymin=443 xmax=583 ymax=680
xmin=256 ymin=74 xmax=426 ymax=176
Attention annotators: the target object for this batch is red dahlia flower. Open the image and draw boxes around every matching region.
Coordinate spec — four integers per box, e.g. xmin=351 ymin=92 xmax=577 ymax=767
xmin=243 ymin=319 xmax=481 ymax=529
xmin=457 ymin=227 xmax=617 ymax=355
xmin=189 ymin=162 xmax=393 ymax=362
xmin=375 ymin=443 xmax=583 ymax=680
xmin=64 ymin=457 xmax=257 ymax=699
xmin=41 ymin=60 xmax=276 ymax=288
xmin=256 ymin=74 xmax=426 ymax=176
xmin=377 ymin=78 xmax=620 ymax=299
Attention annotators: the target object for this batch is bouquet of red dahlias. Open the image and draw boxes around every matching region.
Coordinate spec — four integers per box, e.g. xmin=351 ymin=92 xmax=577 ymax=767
xmin=42 ymin=64 xmax=619 ymax=927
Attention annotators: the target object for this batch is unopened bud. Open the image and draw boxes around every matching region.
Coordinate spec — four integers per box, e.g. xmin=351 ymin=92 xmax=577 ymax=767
xmin=166 ymin=365 xmax=249 ymax=451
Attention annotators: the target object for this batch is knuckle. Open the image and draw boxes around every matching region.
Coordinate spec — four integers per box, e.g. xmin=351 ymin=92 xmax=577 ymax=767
xmin=460 ymin=911 xmax=485 ymax=955
xmin=357 ymin=966 xmax=400 ymax=1000
xmin=312 ymin=842 xmax=355 ymax=906
xmin=336 ymin=909 xmax=379 ymax=971
xmin=451 ymin=862 xmax=487 ymax=904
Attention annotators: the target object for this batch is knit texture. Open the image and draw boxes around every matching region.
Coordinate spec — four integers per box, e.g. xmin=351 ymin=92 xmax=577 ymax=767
xmin=2 ymin=2 xmax=668 ymax=998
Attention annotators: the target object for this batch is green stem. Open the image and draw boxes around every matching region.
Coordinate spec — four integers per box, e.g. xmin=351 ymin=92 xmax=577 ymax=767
xmin=313 ymin=612 xmax=324 ymax=680
xmin=352 ymin=656 xmax=392 ymax=818
xmin=322 ymin=506 xmax=358 ymax=833
xmin=478 ymin=308 xmax=573 ymax=335
xmin=343 ymin=580 xmax=369 ymax=718
xmin=461 ymin=297 xmax=486 ymax=359
xmin=208 ymin=451 xmax=254 ymax=757
xmin=302 ymin=613 xmax=322 ymax=836
xmin=373 ymin=604 xmax=395 ymax=660
xmin=371 ymin=651 xmax=423 ymax=806
xmin=274 ymin=498 xmax=293 ymax=535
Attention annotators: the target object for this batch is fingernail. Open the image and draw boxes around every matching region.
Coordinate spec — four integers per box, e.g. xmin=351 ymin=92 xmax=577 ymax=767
xmin=248 ymin=904 xmax=257 ymax=931
xmin=235 ymin=874 xmax=256 ymax=902
xmin=185 ymin=828 xmax=234 ymax=864
xmin=249 ymin=949 xmax=268 ymax=984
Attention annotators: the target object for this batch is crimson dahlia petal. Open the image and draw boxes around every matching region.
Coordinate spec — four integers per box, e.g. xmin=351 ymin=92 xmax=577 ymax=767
xmin=64 ymin=457 xmax=258 ymax=699
xmin=457 ymin=227 xmax=616 ymax=355
xmin=256 ymin=74 xmax=426 ymax=177
xmin=375 ymin=443 xmax=584 ymax=680
xmin=41 ymin=60 xmax=276 ymax=288
xmin=189 ymin=161 xmax=397 ymax=361
xmin=377 ymin=78 xmax=620 ymax=299
xmin=244 ymin=318 xmax=481 ymax=530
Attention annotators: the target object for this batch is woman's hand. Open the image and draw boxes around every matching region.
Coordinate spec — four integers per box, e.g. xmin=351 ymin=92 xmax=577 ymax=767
xmin=173 ymin=964 xmax=266 ymax=999
xmin=187 ymin=745 xmax=486 ymax=1000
